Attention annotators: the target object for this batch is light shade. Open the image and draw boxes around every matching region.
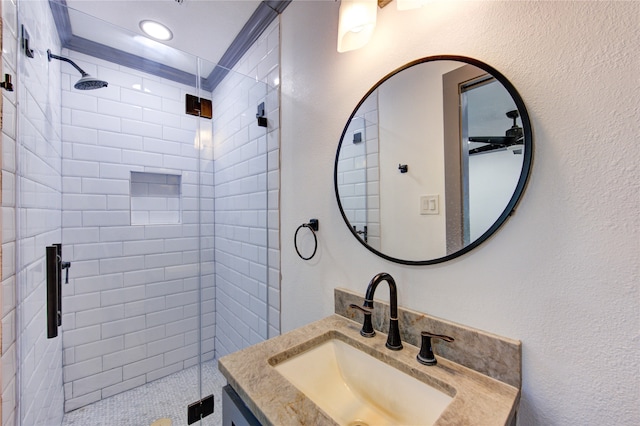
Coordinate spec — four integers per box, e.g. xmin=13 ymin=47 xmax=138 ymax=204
xmin=337 ymin=0 xmax=377 ymax=53
xmin=139 ymin=20 xmax=173 ymax=41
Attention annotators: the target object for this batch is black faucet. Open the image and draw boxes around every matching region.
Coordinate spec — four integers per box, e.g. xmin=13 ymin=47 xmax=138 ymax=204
xmin=363 ymin=272 xmax=403 ymax=351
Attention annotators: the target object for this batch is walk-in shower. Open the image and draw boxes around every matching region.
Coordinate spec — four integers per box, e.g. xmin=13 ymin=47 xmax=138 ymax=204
xmin=3 ymin=1 xmax=281 ymax=424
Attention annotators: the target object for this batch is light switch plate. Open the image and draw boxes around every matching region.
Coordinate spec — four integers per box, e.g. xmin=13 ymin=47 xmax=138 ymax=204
xmin=420 ymin=195 xmax=439 ymax=215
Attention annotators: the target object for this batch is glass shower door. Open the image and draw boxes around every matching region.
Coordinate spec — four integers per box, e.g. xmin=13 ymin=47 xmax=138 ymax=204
xmin=12 ymin=3 xmax=213 ymax=425
xmin=11 ymin=2 xmax=278 ymax=424
xmin=14 ymin=1 xmax=65 ymax=424
xmin=205 ymin=61 xmax=271 ymax=424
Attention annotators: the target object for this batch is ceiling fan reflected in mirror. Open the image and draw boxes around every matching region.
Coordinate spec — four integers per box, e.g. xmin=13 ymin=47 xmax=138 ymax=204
xmin=469 ymin=110 xmax=524 ymax=155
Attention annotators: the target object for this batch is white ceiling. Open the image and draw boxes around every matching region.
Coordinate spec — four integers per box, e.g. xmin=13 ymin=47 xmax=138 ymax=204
xmin=64 ymin=0 xmax=262 ymax=68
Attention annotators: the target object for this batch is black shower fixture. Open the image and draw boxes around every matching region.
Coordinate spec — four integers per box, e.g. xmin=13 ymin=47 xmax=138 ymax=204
xmin=47 ymin=50 xmax=108 ymax=90
xmin=256 ymin=102 xmax=267 ymax=127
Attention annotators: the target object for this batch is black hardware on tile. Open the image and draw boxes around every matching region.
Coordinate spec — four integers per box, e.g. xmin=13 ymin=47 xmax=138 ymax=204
xmin=349 ymin=303 xmax=375 ymax=337
xmin=21 ymin=25 xmax=34 ymax=58
xmin=398 ymin=164 xmax=408 ymax=173
xmin=46 ymin=245 xmax=59 ymax=338
xmin=47 ymin=244 xmax=71 ymax=337
xmin=417 ymin=331 xmax=455 ymax=366
xmin=54 ymin=244 xmax=72 ymax=319
xmin=353 ymin=225 xmax=368 ymax=243
xmin=187 ymin=394 xmax=214 ymax=424
xmin=54 ymin=244 xmax=63 ymax=326
xmin=353 ymin=131 xmax=362 ymax=144
xmin=61 ymin=261 xmax=71 ymax=284
xmin=256 ymin=102 xmax=267 ymax=127
xmin=186 ymin=94 xmax=200 ymax=115
xmin=0 ymin=74 xmax=14 ymax=91
xmin=185 ymin=94 xmax=212 ymax=119
xmin=294 ymin=219 xmax=319 ymax=260
xmin=199 ymin=98 xmax=212 ymax=119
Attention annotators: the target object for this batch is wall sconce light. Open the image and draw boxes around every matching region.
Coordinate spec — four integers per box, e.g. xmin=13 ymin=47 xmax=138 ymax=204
xmin=337 ymin=0 xmax=413 ymax=52
xmin=337 ymin=0 xmax=379 ymax=53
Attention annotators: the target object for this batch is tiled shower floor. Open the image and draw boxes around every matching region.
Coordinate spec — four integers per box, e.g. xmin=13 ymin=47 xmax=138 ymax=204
xmin=62 ymin=360 xmax=226 ymax=426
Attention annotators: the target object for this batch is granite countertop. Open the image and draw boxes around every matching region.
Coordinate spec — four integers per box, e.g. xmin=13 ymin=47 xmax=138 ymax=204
xmin=218 ymin=314 xmax=520 ymax=426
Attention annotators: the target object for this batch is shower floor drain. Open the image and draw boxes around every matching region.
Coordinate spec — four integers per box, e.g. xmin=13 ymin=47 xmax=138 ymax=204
xmin=150 ymin=418 xmax=172 ymax=426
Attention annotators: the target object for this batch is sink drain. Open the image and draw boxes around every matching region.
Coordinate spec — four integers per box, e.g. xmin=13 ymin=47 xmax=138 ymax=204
xmin=347 ymin=421 xmax=370 ymax=426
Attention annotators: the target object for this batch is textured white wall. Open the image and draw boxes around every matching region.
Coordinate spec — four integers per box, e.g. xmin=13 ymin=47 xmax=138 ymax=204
xmin=378 ymin=61 xmax=454 ymax=259
xmin=280 ymin=1 xmax=639 ymax=425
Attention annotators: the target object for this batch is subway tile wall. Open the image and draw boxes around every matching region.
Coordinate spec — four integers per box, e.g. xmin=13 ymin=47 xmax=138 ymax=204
xmin=4 ymin=0 xmax=67 ymax=424
xmin=335 ymin=92 xmax=380 ymax=250
xmin=60 ymin=51 xmax=212 ymax=412
xmin=1 ymin=0 xmax=19 ymax=424
xmin=212 ymin=19 xmax=280 ymax=357
xmin=362 ymin=93 xmax=381 ymax=250
xmin=337 ymin=116 xmax=369 ymax=236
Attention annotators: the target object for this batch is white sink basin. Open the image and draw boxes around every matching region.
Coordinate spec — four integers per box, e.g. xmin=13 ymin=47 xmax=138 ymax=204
xmin=273 ymin=338 xmax=453 ymax=426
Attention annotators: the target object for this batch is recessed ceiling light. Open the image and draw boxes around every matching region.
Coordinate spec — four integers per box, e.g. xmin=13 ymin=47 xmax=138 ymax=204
xmin=139 ymin=20 xmax=173 ymax=41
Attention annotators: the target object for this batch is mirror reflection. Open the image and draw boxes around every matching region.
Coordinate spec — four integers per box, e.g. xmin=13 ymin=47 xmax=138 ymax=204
xmin=335 ymin=57 xmax=532 ymax=264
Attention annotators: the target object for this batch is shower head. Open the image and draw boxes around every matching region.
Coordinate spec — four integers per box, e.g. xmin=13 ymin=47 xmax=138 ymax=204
xmin=73 ymin=74 xmax=109 ymax=90
xmin=47 ymin=50 xmax=108 ymax=90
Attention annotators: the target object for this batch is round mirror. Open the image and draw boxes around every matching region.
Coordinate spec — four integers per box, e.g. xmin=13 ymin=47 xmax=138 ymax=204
xmin=334 ymin=56 xmax=533 ymax=265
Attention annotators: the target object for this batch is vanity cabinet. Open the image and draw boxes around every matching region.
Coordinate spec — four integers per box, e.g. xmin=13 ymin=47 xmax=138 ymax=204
xmin=222 ymin=385 xmax=262 ymax=426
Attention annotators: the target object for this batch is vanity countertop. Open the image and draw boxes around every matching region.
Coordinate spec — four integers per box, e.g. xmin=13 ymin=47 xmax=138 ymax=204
xmin=218 ymin=314 xmax=520 ymax=426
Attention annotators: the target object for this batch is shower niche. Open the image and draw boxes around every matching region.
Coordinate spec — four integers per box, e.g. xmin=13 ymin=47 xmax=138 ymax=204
xmin=130 ymin=172 xmax=182 ymax=225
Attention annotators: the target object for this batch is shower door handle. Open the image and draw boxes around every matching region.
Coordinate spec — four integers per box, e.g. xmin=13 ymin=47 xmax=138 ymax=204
xmin=54 ymin=243 xmax=63 ymax=327
xmin=47 ymin=244 xmax=70 ymax=338
xmin=46 ymin=245 xmax=59 ymax=338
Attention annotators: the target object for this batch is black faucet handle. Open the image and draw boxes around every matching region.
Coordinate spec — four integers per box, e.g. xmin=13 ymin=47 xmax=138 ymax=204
xmin=421 ymin=331 xmax=454 ymax=342
xmin=417 ymin=331 xmax=455 ymax=366
xmin=348 ymin=304 xmax=375 ymax=337
xmin=349 ymin=303 xmax=372 ymax=314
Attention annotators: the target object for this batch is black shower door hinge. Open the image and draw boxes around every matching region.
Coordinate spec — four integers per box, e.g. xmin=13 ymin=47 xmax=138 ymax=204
xmin=185 ymin=94 xmax=212 ymax=119
xmin=187 ymin=394 xmax=214 ymax=424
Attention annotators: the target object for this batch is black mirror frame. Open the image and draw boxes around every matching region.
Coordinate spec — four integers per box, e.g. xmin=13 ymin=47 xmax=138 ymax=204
xmin=334 ymin=55 xmax=534 ymax=265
